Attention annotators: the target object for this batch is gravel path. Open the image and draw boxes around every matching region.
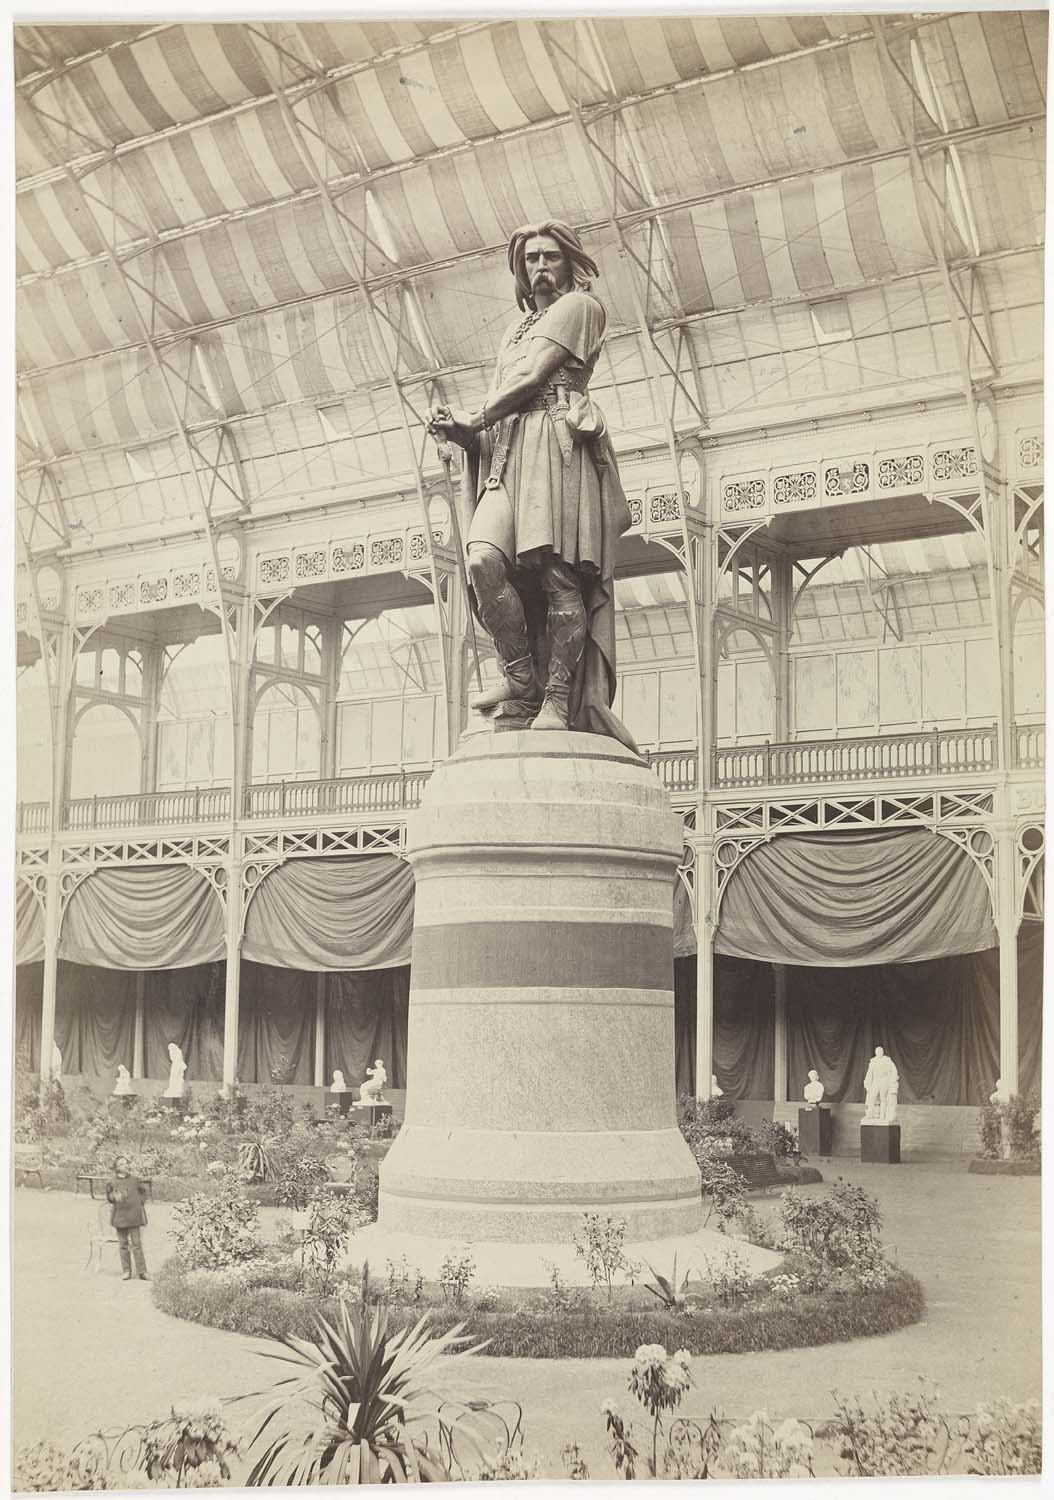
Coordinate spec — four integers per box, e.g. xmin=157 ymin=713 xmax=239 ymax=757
xmin=12 ymin=1161 xmax=1041 ymax=1480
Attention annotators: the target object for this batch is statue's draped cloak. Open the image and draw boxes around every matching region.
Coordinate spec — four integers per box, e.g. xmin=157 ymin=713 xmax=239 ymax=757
xmin=460 ymin=291 xmax=637 ymax=748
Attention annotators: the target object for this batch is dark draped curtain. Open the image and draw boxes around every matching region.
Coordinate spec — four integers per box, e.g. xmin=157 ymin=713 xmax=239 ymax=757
xmin=237 ymin=962 xmax=316 ymax=1085
xmin=243 ymin=856 xmax=414 ymax=970
xmin=674 ymin=956 xmax=774 ymax=1099
xmin=717 ymin=830 xmax=996 ymax=965
xmin=1018 ymin=925 xmax=1043 ymax=1098
xmin=15 ymin=963 xmax=43 ymax=1070
xmin=324 ymin=968 xmax=410 ymax=1088
xmin=16 ymin=884 xmax=45 ymax=964
xmin=60 ymin=866 xmax=224 ymax=969
xmin=143 ymin=963 xmax=225 ymax=1082
xmin=675 ymin=932 xmax=1042 ymax=1106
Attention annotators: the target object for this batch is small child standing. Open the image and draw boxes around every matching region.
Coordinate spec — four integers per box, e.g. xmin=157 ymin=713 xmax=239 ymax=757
xmin=105 ymin=1155 xmax=149 ymax=1281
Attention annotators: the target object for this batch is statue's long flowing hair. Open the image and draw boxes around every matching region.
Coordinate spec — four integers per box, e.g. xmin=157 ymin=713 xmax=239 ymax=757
xmin=508 ymin=221 xmax=600 ymax=311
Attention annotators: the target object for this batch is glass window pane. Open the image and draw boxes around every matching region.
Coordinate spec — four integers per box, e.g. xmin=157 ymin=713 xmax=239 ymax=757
xmin=296 ymin=707 xmax=320 ymax=776
xmin=256 ymin=624 xmax=276 ymax=666
xmin=76 ymin=650 xmax=98 ymax=688
xmin=124 ymin=651 xmax=143 ymax=698
xmin=304 ymin=625 xmax=323 ymax=676
xmin=338 ymin=703 xmax=369 ymax=772
xmin=157 ymin=720 xmax=188 ymax=787
xmin=99 ymin=649 xmax=121 ymax=694
xmin=403 ymin=696 xmax=433 ymax=763
xmin=186 ymin=719 xmax=212 ymax=783
xmin=370 ymin=699 xmax=401 ymax=767
xmin=267 ymin=708 xmax=297 ymax=775
xmin=214 ymin=717 xmax=233 ymax=782
xmin=280 ymin=622 xmax=299 ymax=671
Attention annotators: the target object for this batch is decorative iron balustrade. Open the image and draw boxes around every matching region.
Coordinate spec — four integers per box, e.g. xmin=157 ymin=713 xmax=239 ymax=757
xmin=63 ymin=787 xmax=232 ymax=830
xmin=714 ymin=726 xmax=998 ymax=788
xmin=17 ymin=802 xmax=50 ymax=835
xmin=1012 ymin=721 xmax=1044 ymax=771
xmin=243 ymin=772 xmax=430 ymax=819
xmin=645 ymin=750 xmax=699 ymax=792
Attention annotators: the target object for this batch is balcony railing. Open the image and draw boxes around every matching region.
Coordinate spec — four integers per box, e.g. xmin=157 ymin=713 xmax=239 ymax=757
xmin=243 ymin=772 xmax=430 ymax=819
xmin=17 ymin=802 xmax=50 ymax=835
xmin=63 ymin=787 xmax=232 ymax=830
xmin=647 ymin=750 xmax=699 ymax=792
xmin=714 ymin=726 xmax=998 ymax=788
xmin=1012 ymin=721 xmax=1044 ymax=771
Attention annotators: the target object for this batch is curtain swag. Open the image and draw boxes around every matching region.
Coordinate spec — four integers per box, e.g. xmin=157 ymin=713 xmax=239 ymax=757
xmin=60 ymin=865 xmax=225 ymax=970
xmin=242 ymin=855 xmax=414 ymax=971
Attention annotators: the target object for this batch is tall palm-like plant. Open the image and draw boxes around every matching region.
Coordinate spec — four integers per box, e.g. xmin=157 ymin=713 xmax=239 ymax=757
xmin=245 ymin=1286 xmax=485 ymax=1484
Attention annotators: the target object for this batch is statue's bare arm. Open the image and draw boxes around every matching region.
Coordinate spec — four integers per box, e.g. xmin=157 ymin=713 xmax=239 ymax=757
xmin=428 ymin=337 xmax=570 ymax=450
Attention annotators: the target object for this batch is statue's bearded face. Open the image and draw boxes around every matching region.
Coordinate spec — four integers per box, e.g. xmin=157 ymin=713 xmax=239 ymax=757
xmin=524 ymin=234 xmax=572 ymax=302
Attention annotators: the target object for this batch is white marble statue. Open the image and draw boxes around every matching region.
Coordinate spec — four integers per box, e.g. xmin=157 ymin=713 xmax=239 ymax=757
xmin=50 ymin=1042 xmax=62 ymax=1083
xmin=163 ymin=1042 xmax=187 ymax=1099
xmin=863 ymin=1047 xmax=899 ymax=1123
xmin=989 ymin=1078 xmax=1012 ymax=1105
xmin=357 ymin=1058 xmax=388 ymax=1106
xmin=803 ymin=1069 xmax=825 ymax=1107
xmin=710 ymin=1075 xmax=724 ymax=1099
xmin=330 ymin=1070 xmax=348 ymax=1094
xmin=113 ymin=1064 xmax=134 ymax=1096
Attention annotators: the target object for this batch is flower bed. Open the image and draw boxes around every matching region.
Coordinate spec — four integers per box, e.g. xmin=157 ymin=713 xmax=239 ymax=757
xmin=967 ymin=1156 xmax=1042 ymax=1177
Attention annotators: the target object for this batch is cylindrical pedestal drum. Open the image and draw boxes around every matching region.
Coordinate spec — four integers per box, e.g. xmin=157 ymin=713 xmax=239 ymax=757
xmin=379 ymin=729 xmax=702 ymax=1242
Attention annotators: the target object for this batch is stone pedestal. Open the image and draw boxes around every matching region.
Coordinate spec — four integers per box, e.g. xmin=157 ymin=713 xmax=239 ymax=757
xmin=799 ymin=1105 xmax=832 ymax=1156
xmin=861 ymin=1122 xmax=901 ymax=1163
xmin=354 ymin=1101 xmax=393 ymax=1130
xmin=379 ymin=730 xmax=702 ymax=1243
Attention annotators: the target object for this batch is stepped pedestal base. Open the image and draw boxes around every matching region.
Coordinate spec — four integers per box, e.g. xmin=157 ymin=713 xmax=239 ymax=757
xmin=378 ymin=730 xmax=702 ymax=1244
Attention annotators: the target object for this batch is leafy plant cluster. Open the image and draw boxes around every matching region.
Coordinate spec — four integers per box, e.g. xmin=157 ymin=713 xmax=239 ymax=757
xmin=574 ymin=1359 xmax=1040 ymax=1481
xmin=978 ymin=1091 xmax=1040 ymax=1160
xmin=170 ymin=1178 xmax=263 ymax=1270
xmin=14 ymin=1398 xmax=242 ymax=1491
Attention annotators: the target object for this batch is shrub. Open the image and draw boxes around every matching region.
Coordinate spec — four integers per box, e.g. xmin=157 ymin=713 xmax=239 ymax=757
xmin=755 ymin=1118 xmax=800 ymax=1160
xmin=302 ymin=1190 xmax=361 ymax=1295
xmin=236 ymin=1135 xmax=277 ymax=1184
xmin=438 ymin=1246 xmax=476 ymax=1308
xmin=723 ymin=1412 xmax=815 ymax=1479
xmin=382 ymin=1256 xmax=425 ymax=1308
xmin=353 ymin=1162 xmax=380 ymax=1223
xmin=978 ymin=1092 xmax=1040 ymax=1161
xmin=697 ymin=1157 xmax=748 ymax=1231
xmin=704 ymin=1247 xmax=756 ymax=1308
xmin=138 ymin=1399 xmax=241 ymax=1486
xmin=778 ymin=1179 xmax=882 ymax=1272
xmin=243 ymin=1085 xmax=296 ymax=1138
xmin=272 ymin=1150 xmax=329 ymax=1210
xmin=828 ymin=1383 xmax=950 ymax=1477
xmin=573 ymin=1213 xmax=641 ymax=1302
xmin=963 ymin=1399 xmax=1042 ymax=1475
xmin=170 ymin=1179 xmax=262 ymax=1269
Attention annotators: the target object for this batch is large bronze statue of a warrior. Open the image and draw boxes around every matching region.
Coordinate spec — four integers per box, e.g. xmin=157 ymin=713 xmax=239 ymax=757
xmin=429 ymin=221 xmax=634 ymax=747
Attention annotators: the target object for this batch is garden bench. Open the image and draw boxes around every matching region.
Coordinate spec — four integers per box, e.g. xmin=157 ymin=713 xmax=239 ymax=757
xmin=14 ymin=1148 xmax=44 ymax=1189
xmin=76 ymin=1172 xmax=153 ymax=1201
xmin=727 ymin=1152 xmax=787 ymax=1192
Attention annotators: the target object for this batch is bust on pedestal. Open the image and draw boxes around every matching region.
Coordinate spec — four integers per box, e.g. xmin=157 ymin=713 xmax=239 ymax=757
xmin=798 ymin=1069 xmax=832 ymax=1155
xmin=861 ymin=1048 xmax=901 ymax=1162
xmin=162 ymin=1043 xmax=186 ymax=1110
xmin=330 ymin=1070 xmax=351 ymax=1116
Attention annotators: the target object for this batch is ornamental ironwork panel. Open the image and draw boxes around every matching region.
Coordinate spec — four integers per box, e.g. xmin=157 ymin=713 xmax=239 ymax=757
xmin=332 ymin=542 xmax=365 ymax=574
xmin=648 ymin=491 xmax=683 ymax=524
xmin=108 ymin=582 xmax=136 ymax=611
xmin=370 ymin=536 xmax=404 ymax=568
xmin=139 ymin=577 xmax=168 ymax=605
xmin=1018 ymin=433 xmax=1043 ymax=470
xmin=293 ymin=548 xmax=327 ymax=580
xmin=721 ymin=478 xmax=766 ymax=514
xmin=628 ymin=496 xmax=644 ymax=527
xmin=172 ymin=570 xmax=201 ymax=600
xmin=76 ymin=586 xmax=105 ymax=616
xmin=258 ymin=555 xmax=291 ymax=587
xmin=877 ymin=454 xmax=925 ymax=490
xmin=931 ymin=446 xmax=978 ymax=483
xmin=823 ymin=462 xmax=869 ymax=497
xmin=772 ymin=471 xmax=817 ymax=508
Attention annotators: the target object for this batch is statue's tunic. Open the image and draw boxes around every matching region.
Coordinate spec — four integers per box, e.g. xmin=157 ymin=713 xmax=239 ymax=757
xmin=463 ymin=291 xmax=634 ymax=745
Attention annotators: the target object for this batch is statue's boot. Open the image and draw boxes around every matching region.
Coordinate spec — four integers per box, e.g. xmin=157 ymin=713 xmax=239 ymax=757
xmin=532 ymin=558 xmax=586 ymax=731
xmin=466 ymin=542 xmax=542 ymax=713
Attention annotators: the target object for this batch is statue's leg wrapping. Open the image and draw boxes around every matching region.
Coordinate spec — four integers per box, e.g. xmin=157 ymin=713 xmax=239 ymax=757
xmin=466 ymin=544 xmax=541 ymax=712
xmin=532 ymin=556 xmax=587 ymax=731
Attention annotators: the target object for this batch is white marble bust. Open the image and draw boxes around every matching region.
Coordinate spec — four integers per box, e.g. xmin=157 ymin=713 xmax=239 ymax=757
xmin=989 ymin=1078 xmax=1012 ymax=1105
xmin=330 ymin=1070 xmax=347 ymax=1093
xmin=710 ymin=1075 xmax=724 ymax=1099
xmin=803 ymin=1069 xmax=825 ymax=1106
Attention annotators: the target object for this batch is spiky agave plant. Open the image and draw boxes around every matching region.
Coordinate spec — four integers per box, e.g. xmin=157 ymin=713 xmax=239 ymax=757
xmin=245 ymin=1281 xmax=486 ymax=1484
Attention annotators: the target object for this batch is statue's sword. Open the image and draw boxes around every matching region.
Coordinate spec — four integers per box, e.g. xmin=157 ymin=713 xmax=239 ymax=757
xmin=433 ymin=438 xmax=484 ymax=693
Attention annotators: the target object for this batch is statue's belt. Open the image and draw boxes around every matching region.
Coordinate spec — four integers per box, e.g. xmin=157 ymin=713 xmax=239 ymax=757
xmin=483 ymin=385 xmax=591 ymax=490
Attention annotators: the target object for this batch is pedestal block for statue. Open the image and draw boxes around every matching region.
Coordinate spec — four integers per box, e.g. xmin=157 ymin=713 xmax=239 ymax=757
xmin=798 ymin=1105 xmax=832 ymax=1156
xmin=379 ymin=729 xmax=702 ymax=1242
xmin=861 ymin=1122 xmax=901 ymax=1163
xmin=332 ymin=1092 xmax=351 ymax=1117
xmin=354 ymin=1101 xmax=393 ymax=1130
